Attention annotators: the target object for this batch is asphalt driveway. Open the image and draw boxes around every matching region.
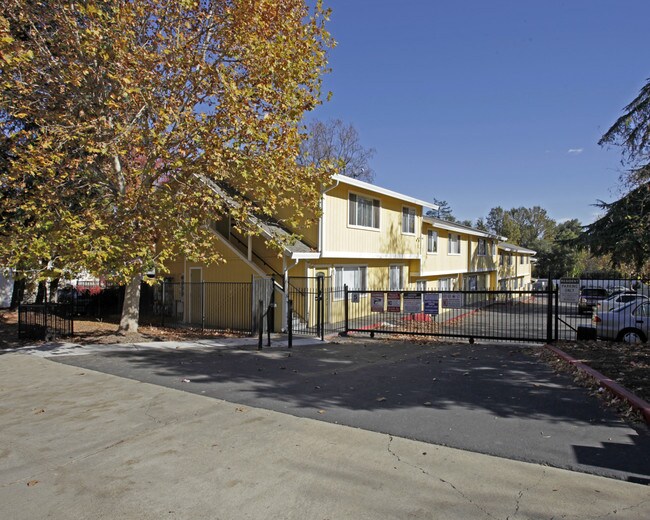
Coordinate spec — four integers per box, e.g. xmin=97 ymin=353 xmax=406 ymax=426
xmin=47 ymin=337 xmax=650 ymax=483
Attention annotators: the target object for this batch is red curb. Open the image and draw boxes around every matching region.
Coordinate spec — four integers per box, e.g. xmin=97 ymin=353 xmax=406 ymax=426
xmin=545 ymin=344 xmax=650 ymax=425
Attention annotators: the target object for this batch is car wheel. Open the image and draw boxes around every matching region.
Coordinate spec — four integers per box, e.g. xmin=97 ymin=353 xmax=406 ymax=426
xmin=616 ymin=329 xmax=647 ymax=344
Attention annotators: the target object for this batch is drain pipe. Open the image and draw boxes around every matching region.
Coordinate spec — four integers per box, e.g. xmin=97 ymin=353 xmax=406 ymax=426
xmin=283 ymin=254 xmax=300 ymax=332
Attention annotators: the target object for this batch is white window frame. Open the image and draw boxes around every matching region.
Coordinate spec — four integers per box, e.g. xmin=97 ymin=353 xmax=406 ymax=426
xmin=448 ymin=233 xmax=461 ymax=255
xmin=389 ymin=265 xmax=404 ymax=291
xmin=427 ymin=230 xmax=438 ymax=254
xmin=348 ymin=192 xmax=380 ymax=230
xmin=401 ymin=206 xmax=416 ymax=235
xmin=334 ymin=265 xmax=368 ymax=301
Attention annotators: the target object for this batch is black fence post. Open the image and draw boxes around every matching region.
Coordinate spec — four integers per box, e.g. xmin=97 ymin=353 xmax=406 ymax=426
xmin=161 ymin=280 xmax=166 ymax=328
xmin=546 ymin=273 xmax=553 ymax=344
xmin=316 ymin=275 xmax=324 ymax=340
xmin=554 ymin=286 xmax=559 ymax=342
xmin=266 ymin=302 xmax=271 ymax=347
xmin=343 ymin=284 xmax=349 ymax=336
xmin=258 ymin=299 xmax=263 ymax=350
xmin=287 ymin=298 xmax=293 ymax=349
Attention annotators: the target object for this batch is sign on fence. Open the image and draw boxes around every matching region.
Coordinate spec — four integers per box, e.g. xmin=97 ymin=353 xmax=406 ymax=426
xmin=387 ymin=292 xmax=401 ymax=312
xmin=424 ymin=293 xmax=440 ymax=315
xmin=403 ymin=292 xmax=422 ymax=313
xmin=559 ymin=278 xmax=580 ymax=303
xmin=441 ymin=293 xmax=463 ymax=309
xmin=371 ymin=292 xmax=384 ymax=312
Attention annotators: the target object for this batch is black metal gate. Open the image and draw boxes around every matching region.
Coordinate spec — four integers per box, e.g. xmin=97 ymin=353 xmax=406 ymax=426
xmin=343 ymin=287 xmax=554 ymax=343
xmin=18 ymin=304 xmax=74 ymax=340
xmin=287 ymin=275 xmax=332 ymax=338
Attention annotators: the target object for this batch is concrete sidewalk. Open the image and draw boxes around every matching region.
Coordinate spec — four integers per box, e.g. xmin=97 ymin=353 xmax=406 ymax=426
xmin=1 ymin=353 xmax=648 ymax=520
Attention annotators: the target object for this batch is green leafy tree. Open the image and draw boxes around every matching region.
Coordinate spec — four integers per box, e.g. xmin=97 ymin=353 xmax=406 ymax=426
xmin=0 ymin=0 xmax=333 ymax=331
xmin=599 ymin=78 xmax=650 ymax=187
xmin=584 ymin=76 xmax=650 ymax=277
xmin=535 ymin=219 xmax=587 ymax=278
xmin=427 ymin=199 xmax=456 ymax=221
xmin=581 ymin=184 xmax=650 ymax=277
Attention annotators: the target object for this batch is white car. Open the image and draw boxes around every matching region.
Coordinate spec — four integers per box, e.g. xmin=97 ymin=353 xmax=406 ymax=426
xmin=596 ymin=293 xmax=649 ymax=313
xmin=593 ymin=301 xmax=650 ymax=343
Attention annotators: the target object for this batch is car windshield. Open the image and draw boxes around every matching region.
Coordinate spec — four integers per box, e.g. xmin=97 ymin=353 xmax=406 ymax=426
xmin=582 ymin=289 xmax=607 ymax=297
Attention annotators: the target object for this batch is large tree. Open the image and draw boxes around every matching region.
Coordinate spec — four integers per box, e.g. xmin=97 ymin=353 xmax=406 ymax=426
xmin=581 ymin=183 xmax=650 ymax=277
xmin=1 ymin=0 xmax=333 ymax=331
xmin=584 ymin=77 xmax=650 ymax=277
xmin=300 ymin=118 xmax=375 ymax=182
xmin=599 ymin=77 xmax=650 ymax=187
xmin=485 ymin=206 xmax=555 ymax=249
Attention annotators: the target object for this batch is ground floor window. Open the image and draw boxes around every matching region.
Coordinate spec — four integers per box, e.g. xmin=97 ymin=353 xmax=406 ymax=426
xmin=334 ymin=266 xmax=367 ymax=300
xmin=389 ymin=265 xmax=404 ymax=291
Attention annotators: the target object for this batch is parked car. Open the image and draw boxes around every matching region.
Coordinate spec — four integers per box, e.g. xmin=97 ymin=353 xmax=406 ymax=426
xmin=593 ymin=300 xmax=649 ymax=343
xmin=578 ymin=287 xmax=609 ymax=314
xmin=596 ymin=293 xmax=648 ymax=313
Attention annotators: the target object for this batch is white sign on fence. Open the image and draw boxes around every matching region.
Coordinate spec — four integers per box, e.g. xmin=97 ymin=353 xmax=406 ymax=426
xmin=559 ymin=278 xmax=580 ymax=303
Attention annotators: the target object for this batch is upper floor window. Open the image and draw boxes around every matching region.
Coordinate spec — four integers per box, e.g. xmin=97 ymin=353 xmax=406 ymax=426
xmin=477 ymin=238 xmax=487 ymax=256
xmin=520 ymin=255 xmax=525 ymax=264
xmin=349 ymin=193 xmax=380 ymax=229
xmin=402 ymin=206 xmax=416 ymax=234
xmin=508 ymin=254 xmax=513 ymax=266
xmin=427 ymin=230 xmax=438 ymax=253
xmin=448 ymin=233 xmax=461 ymax=255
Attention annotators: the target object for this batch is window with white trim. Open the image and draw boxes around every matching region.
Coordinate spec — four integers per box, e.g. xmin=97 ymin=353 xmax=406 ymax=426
xmin=520 ymin=255 xmax=524 ymax=264
xmin=448 ymin=233 xmax=461 ymax=255
xmin=402 ymin=206 xmax=416 ymax=234
xmin=334 ymin=266 xmax=367 ymax=300
xmin=427 ymin=230 xmax=438 ymax=253
xmin=349 ymin=193 xmax=380 ymax=229
xmin=389 ymin=265 xmax=404 ymax=291
xmin=439 ymin=278 xmax=452 ymax=291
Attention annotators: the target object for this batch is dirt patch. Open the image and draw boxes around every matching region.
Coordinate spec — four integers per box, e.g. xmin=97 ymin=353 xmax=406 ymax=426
xmin=0 ymin=310 xmax=247 ymax=350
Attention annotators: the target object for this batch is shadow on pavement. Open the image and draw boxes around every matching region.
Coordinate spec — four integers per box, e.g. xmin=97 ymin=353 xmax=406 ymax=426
xmin=52 ymin=339 xmax=650 ymax=481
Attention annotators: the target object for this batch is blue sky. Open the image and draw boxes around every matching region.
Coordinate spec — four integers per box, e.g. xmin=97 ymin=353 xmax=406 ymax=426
xmin=307 ymin=0 xmax=650 ymax=225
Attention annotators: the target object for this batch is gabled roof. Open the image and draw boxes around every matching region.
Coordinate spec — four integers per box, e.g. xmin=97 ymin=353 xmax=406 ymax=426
xmin=423 ymin=216 xmax=506 ymax=240
xmin=498 ymin=242 xmax=537 ymax=255
xmin=332 ymin=174 xmax=439 ymax=210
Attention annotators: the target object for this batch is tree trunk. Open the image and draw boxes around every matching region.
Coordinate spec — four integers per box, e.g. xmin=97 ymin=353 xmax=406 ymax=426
xmin=49 ymin=278 xmax=60 ymax=302
xmin=119 ymin=274 xmax=142 ymax=333
xmin=35 ymin=280 xmax=46 ymax=304
xmin=10 ymin=278 xmax=26 ymax=310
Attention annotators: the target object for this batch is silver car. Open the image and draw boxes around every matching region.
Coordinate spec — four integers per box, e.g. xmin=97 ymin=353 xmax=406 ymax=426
xmin=593 ymin=301 xmax=650 ymax=343
xmin=596 ymin=293 xmax=649 ymax=313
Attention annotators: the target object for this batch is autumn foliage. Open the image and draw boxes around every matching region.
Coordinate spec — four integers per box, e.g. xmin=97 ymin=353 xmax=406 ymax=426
xmin=1 ymin=0 xmax=333 ymax=329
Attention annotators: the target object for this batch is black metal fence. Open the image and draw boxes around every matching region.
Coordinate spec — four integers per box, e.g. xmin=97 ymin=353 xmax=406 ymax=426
xmin=343 ymin=287 xmax=552 ymax=343
xmin=18 ymin=304 xmax=74 ymax=340
xmin=340 ymin=276 xmax=650 ymax=344
xmin=552 ymin=277 xmax=650 ymax=343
